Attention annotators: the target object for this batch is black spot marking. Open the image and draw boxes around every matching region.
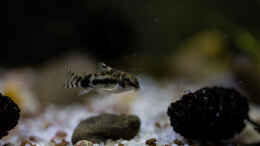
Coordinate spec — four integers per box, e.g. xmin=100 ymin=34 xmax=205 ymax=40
xmin=81 ymin=75 xmax=91 ymax=88
xmin=129 ymin=82 xmax=139 ymax=89
xmin=119 ymin=80 xmax=126 ymax=88
xmin=75 ymin=76 xmax=83 ymax=86
xmin=92 ymin=78 xmax=117 ymax=85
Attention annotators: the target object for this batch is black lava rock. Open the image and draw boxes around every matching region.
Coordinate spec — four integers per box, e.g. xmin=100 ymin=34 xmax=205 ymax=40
xmin=167 ymin=87 xmax=250 ymax=141
xmin=72 ymin=113 xmax=141 ymax=144
xmin=0 ymin=93 xmax=20 ymax=139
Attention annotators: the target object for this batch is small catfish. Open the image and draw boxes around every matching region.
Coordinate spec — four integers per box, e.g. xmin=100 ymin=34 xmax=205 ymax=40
xmin=64 ymin=63 xmax=140 ymax=95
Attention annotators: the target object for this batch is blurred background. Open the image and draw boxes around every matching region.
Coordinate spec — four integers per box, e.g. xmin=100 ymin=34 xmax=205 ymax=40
xmin=5 ymin=0 xmax=260 ymax=112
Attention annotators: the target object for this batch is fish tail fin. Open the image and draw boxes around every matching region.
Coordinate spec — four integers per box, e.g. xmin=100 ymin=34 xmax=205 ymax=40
xmin=64 ymin=65 xmax=83 ymax=88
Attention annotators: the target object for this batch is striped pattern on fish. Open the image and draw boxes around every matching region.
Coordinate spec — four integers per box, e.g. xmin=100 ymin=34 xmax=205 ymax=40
xmin=64 ymin=63 xmax=140 ymax=95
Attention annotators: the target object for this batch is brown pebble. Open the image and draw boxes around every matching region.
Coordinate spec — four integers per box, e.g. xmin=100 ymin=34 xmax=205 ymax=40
xmin=173 ymin=139 xmax=184 ymax=146
xmin=118 ymin=143 xmax=124 ymax=146
xmin=165 ymin=144 xmax=171 ymax=146
xmin=145 ymin=138 xmax=157 ymax=146
xmin=155 ymin=122 xmax=161 ymax=128
xmin=28 ymin=136 xmax=39 ymax=142
xmin=43 ymin=121 xmax=53 ymax=129
xmin=20 ymin=140 xmax=36 ymax=146
xmin=55 ymin=131 xmax=67 ymax=138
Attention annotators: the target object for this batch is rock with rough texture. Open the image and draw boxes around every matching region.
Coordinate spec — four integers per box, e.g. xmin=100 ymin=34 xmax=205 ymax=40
xmin=0 ymin=93 xmax=20 ymax=139
xmin=167 ymin=87 xmax=250 ymax=141
xmin=72 ymin=113 xmax=141 ymax=144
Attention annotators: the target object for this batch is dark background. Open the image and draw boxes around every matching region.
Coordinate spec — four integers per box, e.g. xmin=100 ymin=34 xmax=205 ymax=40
xmin=7 ymin=0 xmax=260 ymax=68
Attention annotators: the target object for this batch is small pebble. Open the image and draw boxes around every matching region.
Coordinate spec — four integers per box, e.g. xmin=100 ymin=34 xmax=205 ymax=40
xmin=71 ymin=113 xmax=141 ymax=144
xmin=20 ymin=140 xmax=36 ymax=146
xmin=155 ymin=122 xmax=161 ymax=128
xmin=173 ymin=139 xmax=184 ymax=146
xmin=28 ymin=136 xmax=40 ymax=143
xmin=145 ymin=138 xmax=157 ymax=146
xmin=118 ymin=143 xmax=124 ymax=146
xmin=55 ymin=131 xmax=67 ymax=138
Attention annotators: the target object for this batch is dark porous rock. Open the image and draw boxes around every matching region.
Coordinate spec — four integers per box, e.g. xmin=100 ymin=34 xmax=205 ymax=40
xmin=167 ymin=87 xmax=250 ymax=141
xmin=72 ymin=113 xmax=141 ymax=144
xmin=0 ymin=93 xmax=20 ymax=139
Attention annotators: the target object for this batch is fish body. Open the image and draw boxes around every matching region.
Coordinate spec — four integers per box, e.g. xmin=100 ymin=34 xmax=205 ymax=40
xmin=65 ymin=63 xmax=140 ymax=94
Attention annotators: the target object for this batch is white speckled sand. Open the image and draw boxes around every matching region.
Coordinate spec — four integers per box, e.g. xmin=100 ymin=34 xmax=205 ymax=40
xmin=0 ymin=77 xmax=186 ymax=146
xmin=1 ymin=76 xmax=259 ymax=146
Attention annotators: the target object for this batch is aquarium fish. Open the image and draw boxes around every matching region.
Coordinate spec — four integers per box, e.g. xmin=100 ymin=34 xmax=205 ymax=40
xmin=64 ymin=63 xmax=140 ymax=95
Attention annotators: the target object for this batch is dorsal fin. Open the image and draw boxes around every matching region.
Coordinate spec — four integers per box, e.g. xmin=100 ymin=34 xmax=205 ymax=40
xmin=97 ymin=62 xmax=112 ymax=72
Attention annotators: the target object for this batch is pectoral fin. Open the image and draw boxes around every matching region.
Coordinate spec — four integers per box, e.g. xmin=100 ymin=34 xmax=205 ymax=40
xmin=79 ymin=88 xmax=92 ymax=96
xmin=103 ymin=84 xmax=119 ymax=91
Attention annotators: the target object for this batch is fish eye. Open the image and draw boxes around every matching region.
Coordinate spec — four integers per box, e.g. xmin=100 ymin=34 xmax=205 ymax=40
xmin=101 ymin=63 xmax=106 ymax=68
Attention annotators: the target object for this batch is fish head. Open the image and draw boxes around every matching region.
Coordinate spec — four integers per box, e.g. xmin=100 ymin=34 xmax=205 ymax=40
xmin=122 ymin=74 xmax=140 ymax=91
